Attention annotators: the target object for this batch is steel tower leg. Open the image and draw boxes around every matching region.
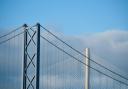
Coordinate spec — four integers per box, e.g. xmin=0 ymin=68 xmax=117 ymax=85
xmin=23 ymin=24 xmax=28 ymax=89
xmin=36 ymin=23 xmax=40 ymax=89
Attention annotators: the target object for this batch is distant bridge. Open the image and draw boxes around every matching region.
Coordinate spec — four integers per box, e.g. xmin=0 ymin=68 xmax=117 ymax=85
xmin=0 ymin=23 xmax=128 ymax=89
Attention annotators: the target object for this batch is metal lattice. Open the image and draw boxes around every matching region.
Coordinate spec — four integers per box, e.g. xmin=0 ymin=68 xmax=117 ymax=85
xmin=23 ymin=23 xmax=40 ymax=89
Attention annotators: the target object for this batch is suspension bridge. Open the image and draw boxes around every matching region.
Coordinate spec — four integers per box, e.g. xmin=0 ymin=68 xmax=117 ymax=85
xmin=0 ymin=23 xmax=128 ymax=89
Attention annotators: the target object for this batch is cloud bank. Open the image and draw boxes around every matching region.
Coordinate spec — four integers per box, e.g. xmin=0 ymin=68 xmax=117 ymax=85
xmin=0 ymin=29 xmax=128 ymax=89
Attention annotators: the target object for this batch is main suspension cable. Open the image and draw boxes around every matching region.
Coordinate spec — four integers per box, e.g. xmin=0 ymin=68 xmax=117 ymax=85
xmin=40 ymin=25 xmax=128 ymax=81
xmin=0 ymin=32 xmax=24 ymax=45
xmin=40 ymin=35 xmax=128 ymax=86
xmin=0 ymin=26 xmax=23 ymax=39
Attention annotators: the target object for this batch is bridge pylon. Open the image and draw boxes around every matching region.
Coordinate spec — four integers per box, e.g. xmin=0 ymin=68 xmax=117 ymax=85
xmin=84 ymin=48 xmax=90 ymax=89
xmin=22 ymin=23 xmax=40 ymax=89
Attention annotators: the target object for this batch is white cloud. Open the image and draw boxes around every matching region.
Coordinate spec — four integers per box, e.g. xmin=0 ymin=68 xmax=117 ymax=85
xmin=67 ymin=30 xmax=128 ymax=74
xmin=40 ymin=75 xmax=83 ymax=89
xmin=1 ymin=29 xmax=128 ymax=88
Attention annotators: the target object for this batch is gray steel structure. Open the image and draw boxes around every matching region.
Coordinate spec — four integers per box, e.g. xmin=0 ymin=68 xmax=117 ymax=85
xmin=23 ymin=23 xmax=40 ymax=89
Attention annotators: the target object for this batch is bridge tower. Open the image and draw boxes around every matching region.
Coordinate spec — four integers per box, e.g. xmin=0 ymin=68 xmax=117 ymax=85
xmin=84 ymin=48 xmax=90 ymax=89
xmin=23 ymin=23 xmax=40 ymax=89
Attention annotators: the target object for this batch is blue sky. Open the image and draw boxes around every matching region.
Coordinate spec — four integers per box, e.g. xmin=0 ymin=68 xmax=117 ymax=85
xmin=0 ymin=0 xmax=128 ymax=89
xmin=0 ymin=0 xmax=128 ymax=35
